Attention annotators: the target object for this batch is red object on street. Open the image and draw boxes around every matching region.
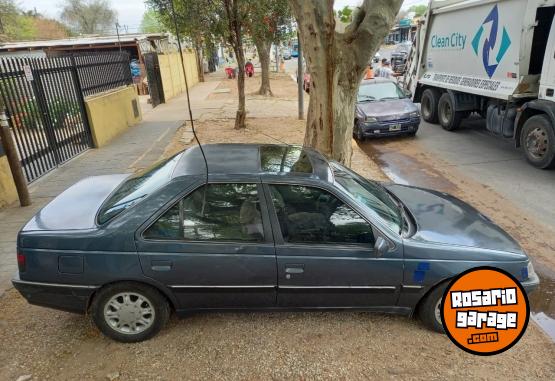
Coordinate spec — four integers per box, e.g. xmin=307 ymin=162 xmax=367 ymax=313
xmin=245 ymin=62 xmax=254 ymax=77
xmin=225 ymin=67 xmax=236 ymax=79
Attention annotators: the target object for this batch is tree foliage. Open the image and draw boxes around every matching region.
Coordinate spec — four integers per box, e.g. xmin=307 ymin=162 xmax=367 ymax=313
xmin=0 ymin=0 xmax=69 ymax=42
xmin=60 ymin=0 xmax=117 ymax=35
xmin=408 ymin=4 xmax=427 ymax=17
xmin=140 ymin=10 xmax=165 ymax=33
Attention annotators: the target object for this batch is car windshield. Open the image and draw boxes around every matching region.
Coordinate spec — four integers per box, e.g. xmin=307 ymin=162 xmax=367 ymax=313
xmin=331 ymin=162 xmax=403 ymax=234
xmin=97 ymin=153 xmax=182 ymax=224
xmin=358 ymin=82 xmax=405 ymax=102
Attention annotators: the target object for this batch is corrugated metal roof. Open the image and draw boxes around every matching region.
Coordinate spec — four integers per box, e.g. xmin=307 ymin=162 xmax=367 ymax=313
xmin=0 ymin=33 xmax=167 ymax=51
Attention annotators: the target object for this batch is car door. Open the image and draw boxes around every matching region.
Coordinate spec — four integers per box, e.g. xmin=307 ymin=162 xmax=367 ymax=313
xmin=136 ymin=180 xmax=277 ymax=309
xmin=264 ymin=182 xmax=403 ymax=309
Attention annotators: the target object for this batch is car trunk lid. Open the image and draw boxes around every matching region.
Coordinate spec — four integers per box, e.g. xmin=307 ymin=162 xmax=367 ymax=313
xmin=22 ymin=174 xmax=129 ymax=232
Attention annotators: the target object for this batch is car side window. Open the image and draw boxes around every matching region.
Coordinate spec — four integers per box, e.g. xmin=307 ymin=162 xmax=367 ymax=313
xmin=144 ymin=183 xmax=264 ymax=242
xmin=269 ymin=185 xmax=375 ymax=245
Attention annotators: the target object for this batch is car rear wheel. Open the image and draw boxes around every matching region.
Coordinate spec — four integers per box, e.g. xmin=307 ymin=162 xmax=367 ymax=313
xmin=91 ymin=282 xmax=170 ymax=343
xmin=418 ymin=282 xmax=448 ymax=333
xmin=421 ymin=88 xmax=440 ymax=123
xmin=521 ymin=115 xmax=555 ymax=169
xmin=438 ymin=93 xmax=463 ymax=131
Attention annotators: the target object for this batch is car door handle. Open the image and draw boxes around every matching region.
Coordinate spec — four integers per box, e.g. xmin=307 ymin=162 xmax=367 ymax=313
xmin=151 ymin=260 xmax=172 ymax=272
xmin=285 ymin=266 xmax=304 ymax=274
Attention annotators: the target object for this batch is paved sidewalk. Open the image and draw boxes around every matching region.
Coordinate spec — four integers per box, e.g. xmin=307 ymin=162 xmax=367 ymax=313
xmin=0 ymin=79 xmax=223 ymax=293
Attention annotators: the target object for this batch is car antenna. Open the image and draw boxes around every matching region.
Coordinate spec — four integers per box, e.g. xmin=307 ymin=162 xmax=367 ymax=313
xmin=169 ymin=0 xmax=209 ymax=184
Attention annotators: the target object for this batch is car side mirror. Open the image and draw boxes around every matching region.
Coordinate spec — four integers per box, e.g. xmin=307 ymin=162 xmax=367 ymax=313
xmin=374 ymin=237 xmax=389 ymax=257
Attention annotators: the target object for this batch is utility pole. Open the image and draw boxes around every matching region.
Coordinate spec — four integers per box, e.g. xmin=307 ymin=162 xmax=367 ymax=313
xmin=0 ymin=100 xmax=30 ymax=206
xmin=297 ymin=32 xmax=304 ymax=120
xmin=115 ymin=22 xmax=122 ymax=52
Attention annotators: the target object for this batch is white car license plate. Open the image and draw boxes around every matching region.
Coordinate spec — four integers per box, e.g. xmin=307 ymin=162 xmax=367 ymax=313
xmin=389 ymin=124 xmax=402 ymax=131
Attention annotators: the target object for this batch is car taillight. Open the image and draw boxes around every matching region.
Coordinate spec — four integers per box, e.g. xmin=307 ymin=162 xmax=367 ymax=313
xmin=17 ymin=253 xmax=26 ymax=272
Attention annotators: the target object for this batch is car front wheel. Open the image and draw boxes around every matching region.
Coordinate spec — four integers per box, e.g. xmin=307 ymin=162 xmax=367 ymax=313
xmin=418 ymin=282 xmax=448 ymax=333
xmin=91 ymin=282 xmax=170 ymax=343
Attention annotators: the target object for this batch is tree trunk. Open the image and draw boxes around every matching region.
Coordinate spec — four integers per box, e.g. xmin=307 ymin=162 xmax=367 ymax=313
xmin=290 ymin=0 xmax=402 ymax=165
xmin=235 ymin=46 xmax=247 ymax=129
xmin=254 ymin=37 xmax=273 ymax=96
xmin=224 ymin=0 xmax=247 ymax=129
xmin=193 ymin=42 xmax=205 ymax=82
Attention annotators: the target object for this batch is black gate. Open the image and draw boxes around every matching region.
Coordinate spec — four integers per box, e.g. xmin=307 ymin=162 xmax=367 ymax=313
xmin=0 ymin=52 xmax=132 ymax=183
xmin=144 ymin=53 xmax=165 ymax=107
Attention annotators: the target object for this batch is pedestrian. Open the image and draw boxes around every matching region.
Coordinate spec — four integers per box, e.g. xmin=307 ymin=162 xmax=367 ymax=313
xmin=377 ymin=60 xmax=396 ymax=79
xmin=374 ymin=58 xmax=388 ymax=78
xmin=364 ymin=62 xmax=374 ymax=80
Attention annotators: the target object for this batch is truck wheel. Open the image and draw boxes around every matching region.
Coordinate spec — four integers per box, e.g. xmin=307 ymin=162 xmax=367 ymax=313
xmin=421 ymin=88 xmax=440 ymax=123
xmin=91 ymin=282 xmax=170 ymax=343
xmin=438 ymin=93 xmax=462 ymax=131
xmin=521 ymin=115 xmax=555 ymax=169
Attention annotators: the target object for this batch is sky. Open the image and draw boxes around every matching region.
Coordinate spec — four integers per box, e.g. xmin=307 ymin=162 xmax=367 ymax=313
xmin=17 ymin=0 xmax=428 ymax=35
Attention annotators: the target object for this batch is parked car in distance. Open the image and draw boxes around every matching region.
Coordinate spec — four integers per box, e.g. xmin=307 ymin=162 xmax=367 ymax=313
xmin=13 ymin=144 xmax=539 ymax=342
xmin=391 ymin=41 xmax=412 ymax=74
xmin=354 ymin=78 xmax=421 ymax=140
xmin=373 ymin=51 xmax=380 ymax=63
xmin=283 ymin=49 xmax=292 ymax=60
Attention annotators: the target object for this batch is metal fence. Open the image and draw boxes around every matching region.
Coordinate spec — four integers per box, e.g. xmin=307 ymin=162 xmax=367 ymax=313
xmin=0 ymin=52 xmax=132 ymax=182
xmin=73 ymin=52 xmax=133 ymax=97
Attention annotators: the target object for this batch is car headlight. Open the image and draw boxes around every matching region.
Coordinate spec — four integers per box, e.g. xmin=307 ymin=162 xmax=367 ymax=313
xmin=365 ymin=116 xmax=378 ymax=123
xmin=410 ymin=111 xmax=420 ymax=119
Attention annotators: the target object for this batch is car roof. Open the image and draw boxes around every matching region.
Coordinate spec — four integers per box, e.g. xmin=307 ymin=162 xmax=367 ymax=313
xmin=171 ymin=143 xmax=333 ymax=182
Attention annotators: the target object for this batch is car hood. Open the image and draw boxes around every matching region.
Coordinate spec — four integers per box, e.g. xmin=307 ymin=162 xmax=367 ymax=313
xmin=22 ymin=174 xmax=129 ymax=231
xmin=385 ymin=184 xmax=523 ymax=254
xmin=356 ymin=99 xmax=417 ymax=119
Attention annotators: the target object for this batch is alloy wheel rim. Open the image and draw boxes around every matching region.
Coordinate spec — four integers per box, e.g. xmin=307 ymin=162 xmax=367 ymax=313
xmin=104 ymin=292 xmax=155 ymax=335
xmin=525 ymin=126 xmax=549 ymax=160
xmin=435 ymin=299 xmax=442 ymax=325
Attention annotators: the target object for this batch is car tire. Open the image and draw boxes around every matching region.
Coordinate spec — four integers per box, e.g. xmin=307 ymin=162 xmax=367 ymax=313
xmin=421 ymin=88 xmax=440 ymax=124
xmin=520 ymin=115 xmax=555 ymax=169
xmin=438 ymin=93 xmax=463 ymax=131
xmin=354 ymin=121 xmax=365 ymax=141
xmin=91 ymin=282 xmax=170 ymax=343
xmin=418 ymin=282 xmax=448 ymax=333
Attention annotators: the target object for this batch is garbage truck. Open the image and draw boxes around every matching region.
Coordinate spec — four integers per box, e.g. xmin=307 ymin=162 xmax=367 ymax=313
xmin=404 ymin=0 xmax=555 ymax=168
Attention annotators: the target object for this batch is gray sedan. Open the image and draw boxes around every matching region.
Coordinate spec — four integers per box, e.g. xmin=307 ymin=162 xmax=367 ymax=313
xmin=354 ymin=78 xmax=420 ymax=140
xmin=12 ymin=144 xmax=539 ymax=342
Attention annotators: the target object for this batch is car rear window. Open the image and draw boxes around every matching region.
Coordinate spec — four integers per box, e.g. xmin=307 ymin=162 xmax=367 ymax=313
xmin=97 ymin=154 xmax=182 ymax=224
xmin=260 ymin=145 xmax=313 ymax=174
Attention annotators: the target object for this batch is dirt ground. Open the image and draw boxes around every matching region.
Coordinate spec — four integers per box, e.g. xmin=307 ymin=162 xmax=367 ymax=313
xmin=1 ymin=75 xmax=554 ymax=380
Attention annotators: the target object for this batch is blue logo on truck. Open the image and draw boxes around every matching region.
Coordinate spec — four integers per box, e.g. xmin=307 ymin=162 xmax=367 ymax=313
xmin=471 ymin=5 xmax=511 ymax=78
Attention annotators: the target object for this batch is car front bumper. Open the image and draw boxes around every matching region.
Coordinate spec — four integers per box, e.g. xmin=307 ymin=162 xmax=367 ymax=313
xmin=521 ymin=271 xmax=540 ymax=294
xmin=360 ymin=119 xmax=420 ymax=137
xmin=12 ymin=273 xmax=98 ymax=314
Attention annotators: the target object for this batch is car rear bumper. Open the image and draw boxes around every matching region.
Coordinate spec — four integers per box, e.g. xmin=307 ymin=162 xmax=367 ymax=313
xmin=12 ymin=273 xmax=98 ymax=314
